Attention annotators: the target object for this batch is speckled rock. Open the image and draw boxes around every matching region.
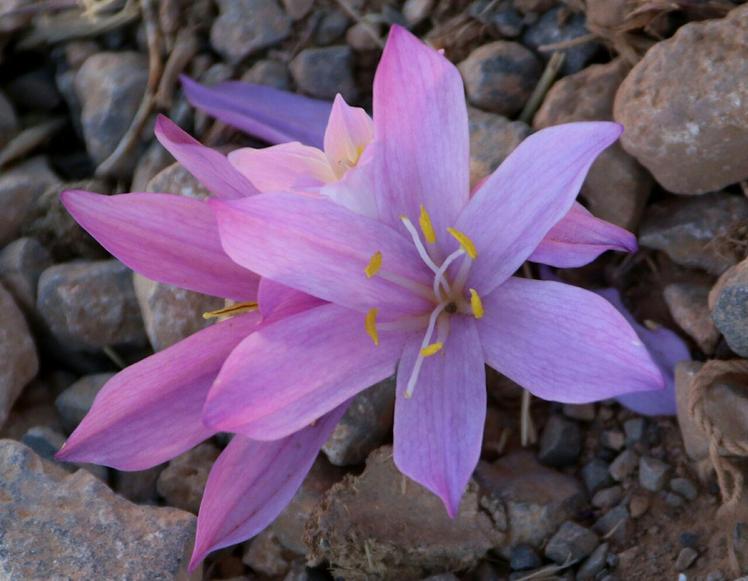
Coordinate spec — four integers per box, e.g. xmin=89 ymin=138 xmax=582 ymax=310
xmin=614 ymin=5 xmax=748 ymax=194
xmin=0 ymin=284 xmax=38 ymax=428
xmin=54 ymin=373 xmax=113 ymax=432
xmin=664 ymin=281 xmax=719 ymax=353
xmin=0 ymin=237 xmax=52 ymax=313
xmin=710 ymin=259 xmax=748 ymax=356
xmin=0 ymin=439 xmax=198 ymax=579
xmin=468 ymin=107 xmax=530 ymax=187
xmin=458 ymin=41 xmax=542 ymax=116
xmin=290 ymin=46 xmax=357 ymax=102
xmin=157 ymin=442 xmax=220 ymax=513
xmin=75 ymin=52 xmax=148 ymax=168
xmin=37 ymin=260 xmax=147 ymax=352
xmin=210 ymin=0 xmax=291 ymax=63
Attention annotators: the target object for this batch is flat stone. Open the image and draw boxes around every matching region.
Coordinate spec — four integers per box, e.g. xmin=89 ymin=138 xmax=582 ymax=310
xmin=243 ymin=529 xmax=291 ymax=576
xmin=468 ymin=107 xmax=530 ymax=188
xmin=664 ymin=281 xmax=719 ymax=354
xmin=538 ymin=415 xmax=582 ymax=467
xmin=0 ymin=237 xmax=52 ymax=313
xmin=638 ymin=456 xmax=670 ymax=492
xmin=675 ymin=547 xmax=699 ymax=571
xmin=711 ymin=259 xmax=748 ymax=356
xmin=54 ymin=373 xmax=113 ymax=432
xmin=639 ymin=193 xmax=748 ymax=276
xmin=609 ymin=449 xmax=638 ymax=482
xmin=458 ymin=41 xmax=542 ymax=116
xmin=510 ymin=543 xmax=542 ymax=571
xmin=290 ymin=46 xmax=357 ymax=102
xmin=592 ymin=485 xmax=624 ymax=509
xmin=0 ymin=439 xmax=198 ymax=579
xmin=544 ymin=521 xmax=599 ymax=564
xmin=157 ymin=442 xmax=220 ymax=513
xmin=670 ymin=477 xmax=698 ymax=501
xmin=210 ymin=0 xmax=291 ymax=63
xmin=306 ymin=446 xmax=501 ymax=579
xmin=578 ymin=542 xmax=609 ymax=580
xmin=581 ymin=458 xmax=613 ymax=494
xmin=614 ymin=5 xmax=748 ymax=194
xmin=322 ymin=378 xmax=395 ymax=466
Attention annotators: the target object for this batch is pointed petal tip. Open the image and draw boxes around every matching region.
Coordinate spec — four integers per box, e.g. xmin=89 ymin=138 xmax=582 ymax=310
xmin=187 ymin=545 xmax=208 ymax=573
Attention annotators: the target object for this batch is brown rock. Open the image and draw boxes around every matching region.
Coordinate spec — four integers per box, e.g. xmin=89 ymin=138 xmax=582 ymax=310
xmin=0 ymin=379 xmax=62 ymax=441
xmin=306 ymin=447 xmax=500 ymax=579
xmin=211 ymin=0 xmax=291 ymax=63
xmin=131 ymin=140 xmax=174 ymax=192
xmin=243 ymin=530 xmax=292 ymax=576
xmin=614 ymin=6 xmax=748 ymax=194
xmin=281 ymin=0 xmax=313 ymax=20
xmin=157 ymin=442 xmax=220 ymax=513
xmin=586 ymin=0 xmax=627 ymax=34
xmin=147 ymin=160 xmax=211 ymax=199
xmin=663 ymin=281 xmax=719 ymax=353
xmin=114 ymin=465 xmax=164 ymax=503
xmin=468 ymin=107 xmax=530 ymax=188
xmin=675 ymin=360 xmax=707 ymax=461
xmin=0 ymin=283 xmax=38 ymax=428
xmin=0 ymin=439 xmax=198 ymax=579
xmin=0 ymin=237 xmax=52 ymax=313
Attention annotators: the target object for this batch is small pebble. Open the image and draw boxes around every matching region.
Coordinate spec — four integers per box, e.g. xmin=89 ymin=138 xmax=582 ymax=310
xmin=609 ymin=449 xmax=639 ymax=481
xmin=664 ymin=492 xmax=684 ymax=508
xmin=402 ymin=0 xmax=433 ymax=26
xmin=563 ymin=403 xmax=596 ymax=422
xmin=592 ymin=485 xmax=624 ymax=509
xmin=705 ymin=571 xmax=725 ymax=581
xmin=629 ymin=493 xmax=650 ymax=518
xmin=600 ymin=430 xmax=625 ymax=451
xmin=639 ymin=456 xmax=670 ymax=492
xmin=545 ymin=521 xmax=599 ymax=564
xmin=290 ymin=46 xmax=357 ymax=102
xmin=670 ymin=477 xmax=698 ymax=501
xmin=537 ymin=415 xmax=582 ymax=467
xmin=623 ymin=417 xmax=646 ymax=445
xmin=577 ymin=542 xmax=609 ymax=580
xmin=510 ymin=543 xmax=542 ymax=571
xmin=675 ymin=547 xmax=698 ymax=571
xmin=581 ymin=458 xmax=613 ymax=493
xmin=593 ymin=506 xmax=629 ymax=541
xmin=679 ymin=531 xmax=699 ymax=548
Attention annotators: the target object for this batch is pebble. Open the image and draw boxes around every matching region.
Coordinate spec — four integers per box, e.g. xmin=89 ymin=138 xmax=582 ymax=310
xmin=469 ymin=0 xmax=524 ymax=38
xmin=243 ymin=529 xmax=290 ymax=576
xmin=670 ymin=477 xmax=698 ymax=501
xmin=680 ymin=531 xmax=699 ymax=548
xmin=37 ymin=260 xmax=147 ymax=352
xmin=622 ymin=417 xmax=646 ymax=445
xmin=242 ymin=59 xmax=292 ymax=90
xmin=157 ymin=442 xmax=220 ymax=513
xmin=629 ymin=493 xmax=650 ymax=518
xmin=609 ymin=449 xmax=638 ymax=482
xmin=210 ymin=0 xmax=291 ymax=63
xmin=0 ymin=89 xmax=19 ymax=148
xmin=711 ymin=259 xmax=748 ymax=356
xmin=347 ymin=21 xmax=382 ymax=51
xmin=0 ymin=440 xmax=197 ymax=578
xmin=581 ymin=458 xmax=613 ymax=494
xmin=403 ymin=0 xmax=434 ymax=26
xmin=468 ymin=107 xmax=529 ymax=187
xmin=75 ymin=52 xmax=148 ymax=168
xmin=562 ymin=403 xmax=596 ymax=422
xmin=705 ymin=571 xmax=725 ymax=581
xmin=306 ymin=447 xmax=501 ymax=579
xmin=638 ymin=456 xmax=670 ymax=492
xmin=458 ymin=41 xmax=542 ymax=116
xmin=593 ymin=506 xmax=630 ymax=542
xmin=314 ymin=10 xmax=350 ymax=45
xmin=544 ymin=521 xmax=599 ymax=564
xmin=614 ymin=5 xmax=748 ymax=194
xmin=0 ymin=284 xmax=38 ymax=429
xmin=592 ymin=485 xmax=624 ymax=509
xmin=675 ymin=547 xmax=699 ymax=571
xmin=577 ymin=542 xmax=609 ymax=580
xmin=290 ymin=46 xmax=357 ymax=102
xmin=600 ymin=430 xmax=625 ymax=451
xmin=146 ymin=160 xmax=211 ymax=200
xmin=131 ymin=141 xmax=174 ymax=192
xmin=664 ymin=281 xmax=719 ymax=354
xmin=510 ymin=543 xmax=542 ymax=571
xmin=281 ymin=0 xmax=313 ymax=20
xmin=54 ymin=373 xmax=113 ymax=432
xmin=538 ymin=415 xmax=582 ymax=467
xmin=21 ymin=425 xmax=108 ymax=481
xmin=0 ymin=237 xmax=52 ymax=314
xmin=322 ymin=378 xmax=395 ymax=466
xmin=513 ymin=0 xmax=556 ymax=14
xmin=664 ymin=491 xmax=684 ymax=507
xmin=114 ymin=465 xmax=163 ymax=503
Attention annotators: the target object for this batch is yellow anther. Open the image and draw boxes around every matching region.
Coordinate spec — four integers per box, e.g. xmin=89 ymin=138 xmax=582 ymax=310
xmin=447 ymin=227 xmax=477 ymax=260
xmin=419 ymin=204 xmax=436 ymax=245
xmin=202 ymin=301 xmax=258 ymax=320
xmin=365 ymin=308 xmax=379 ymax=346
xmin=365 ymin=251 xmax=383 ymax=278
xmin=420 ymin=342 xmax=443 ymax=357
xmin=469 ymin=288 xmax=484 ymax=319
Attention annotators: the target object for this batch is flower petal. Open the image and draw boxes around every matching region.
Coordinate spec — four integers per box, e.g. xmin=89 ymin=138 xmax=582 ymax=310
xmin=211 ymin=193 xmax=432 ymax=316
xmin=181 ymin=75 xmax=331 ymax=148
xmin=458 ymin=122 xmax=622 ymax=294
xmin=530 ymin=202 xmax=637 ymax=268
xmin=228 ymin=142 xmax=335 ymax=192
xmin=203 ymin=304 xmax=406 ymax=440
xmin=478 ymin=277 xmax=664 ymax=403
xmin=257 ymin=277 xmax=325 ymax=322
xmin=372 ymin=25 xmax=470 ymax=249
xmin=323 ymin=94 xmax=374 ymax=177
xmin=188 ymin=403 xmax=347 ymax=571
xmin=61 ymin=190 xmax=259 ymax=301
xmin=394 ymin=317 xmax=485 ymax=517
xmin=55 ymin=313 xmax=261 ymax=470
xmin=154 ymin=115 xmax=258 ymax=199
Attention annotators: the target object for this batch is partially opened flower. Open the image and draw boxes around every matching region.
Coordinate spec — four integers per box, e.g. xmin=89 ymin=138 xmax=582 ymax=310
xmin=204 ymin=25 xmax=664 ymax=521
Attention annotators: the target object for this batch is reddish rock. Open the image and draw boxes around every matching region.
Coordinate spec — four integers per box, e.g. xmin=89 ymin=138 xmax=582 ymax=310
xmin=663 ymin=281 xmax=719 ymax=354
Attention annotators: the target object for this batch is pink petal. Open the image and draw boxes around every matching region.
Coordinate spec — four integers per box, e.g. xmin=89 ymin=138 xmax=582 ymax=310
xmin=210 ymin=193 xmax=432 ymax=316
xmin=154 ymin=115 xmax=258 ymax=199
xmin=203 ymin=304 xmax=407 ymax=440
xmin=530 ymin=202 xmax=637 ymax=268
xmin=372 ymin=25 xmax=470 ymax=250
xmin=457 ymin=122 xmax=622 ymax=294
xmin=61 ymin=190 xmax=259 ymax=301
xmin=188 ymin=404 xmax=347 ymax=571
xmin=478 ymin=277 xmax=663 ymax=403
xmin=323 ymin=94 xmax=374 ymax=177
xmin=55 ymin=313 xmax=261 ymax=470
xmin=181 ymin=75 xmax=331 ymax=148
xmin=394 ymin=317 xmax=485 ymax=517
xmin=228 ymin=142 xmax=334 ymax=192
xmin=257 ymin=277 xmax=325 ymax=321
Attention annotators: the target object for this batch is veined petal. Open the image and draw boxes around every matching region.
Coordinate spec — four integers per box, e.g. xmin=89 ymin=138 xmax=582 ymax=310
xmin=373 ymin=25 xmax=470 ymax=251
xmin=257 ymin=277 xmax=325 ymax=322
xmin=189 ymin=403 xmax=347 ymax=571
xmin=458 ymin=122 xmax=622 ymax=294
xmin=478 ymin=277 xmax=663 ymax=403
xmin=203 ymin=304 xmax=407 ymax=440
xmin=323 ymin=94 xmax=374 ymax=178
xmin=55 ymin=313 xmax=261 ymax=470
xmin=394 ymin=317 xmax=485 ymax=517
xmin=530 ymin=202 xmax=637 ymax=268
xmin=211 ymin=193 xmax=433 ymax=316
xmin=61 ymin=190 xmax=259 ymax=301
xmin=228 ymin=142 xmax=335 ymax=192
xmin=154 ymin=115 xmax=258 ymax=199
xmin=181 ymin=75 xmax=331 ymax=148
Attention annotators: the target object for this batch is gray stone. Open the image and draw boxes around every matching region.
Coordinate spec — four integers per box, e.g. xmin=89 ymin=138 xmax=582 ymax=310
xmin=458 ymin=41 xmax=542 ymax=116
xmin=670 ymin=477 xmax=698 ymax=501
xmin=538 ymin=415 xmax=582 ymax=467
xmin=346 ymin=21 xmax=382 ymax=51
xmin=581 ymin=458 xmax=613 ymax=493
xmin=241 ymin=59 xmax=291 ymax=90
xmin=0 ymin=237 xmax=52 ymax=313
xmin=469 ymin=0 xmax=524 ymax=38
xmin=114 ymin=465 xmax=163 ymax=503
xmin=638 ymin=456 xmax=670 ymax=492
xmin=282 ymin=0 xmax=313 ymax=20
xmin=21 ymin=425 xmax=108 ymax=481
xmin=314 ymin=10 xmax=350 ymax=45
xmin=623 ymin=417 xmax=646 ymax=445
xmin=591 ymin=485 xmax=624 ymax=509
xmin=290 ymin=46 xmax=357 ymax=102
xmin=711 ymin=259 xmax=748 ymax=356
xmin=675 ymin=547 xmax=698 ymax=571
xmin=600 ymin=429 xmax=625 ymax=451
xmin=0 ymin=439 xmax=198 ymax=579
xmin=609 ymin=449 xmax=638 ymax=482
xmin=577 ymin=542 xmax=609 ymax=580
xmin=510 ymin=543 xmax=542 ymax=571
xmin=664 ymin=281 xmax=719 ymax=354
xmin=210 ymin=0 xmax=291 ymax=63
xmin=0 ymin=89 xmax=19 ymax=148
xmin=157 ymin=442 xmax=220 ymax=513
xmin=544 ymin=521 xmax=599 ymax=564
xmin=403 ymin=0 xmax=434 ymax=26
xmin=243 ymin=529 xmax=291 ymax=576
xmin=592 ymin=505 xmax=630 ymax=542
xmin=705 ymin=571 xmax=726 ymax=581
xmin=563 ymin=403 xmax=596 ymax=422
xmin=664 ymin=491 xmax=684 ymax=507
xmin=468 ymin=107 xmax=530 ymax=188
xmin=54 ymin=373 xmax=113 ymax=432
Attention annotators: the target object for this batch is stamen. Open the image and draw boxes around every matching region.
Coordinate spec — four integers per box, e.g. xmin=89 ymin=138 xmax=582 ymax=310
xmin=365 ymin=308 xmax=379 ymax=346
xmin=202 ymin=301 xmax=258 ymax=320
xmin=365 ymin=250 xmax=382 ymax=278
xmin=420 ymin=342 xmax=443 ymax=357
xmin=400 ymin=215 xmax=440 ymax=275
xmin=469 ymin=288 xmax=484 ymax=319
xmin=404 ymin=303 xmax=448 ymax=398
xmin=447 ymin=227 xmax=477 ymax=260
xmin=418 ymin=204 xmax=436 ymax=245
xmin=377 ymin=270 xmax=437 ymax=301
xmin=432 ymin=247 xmax=465 ymax=299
